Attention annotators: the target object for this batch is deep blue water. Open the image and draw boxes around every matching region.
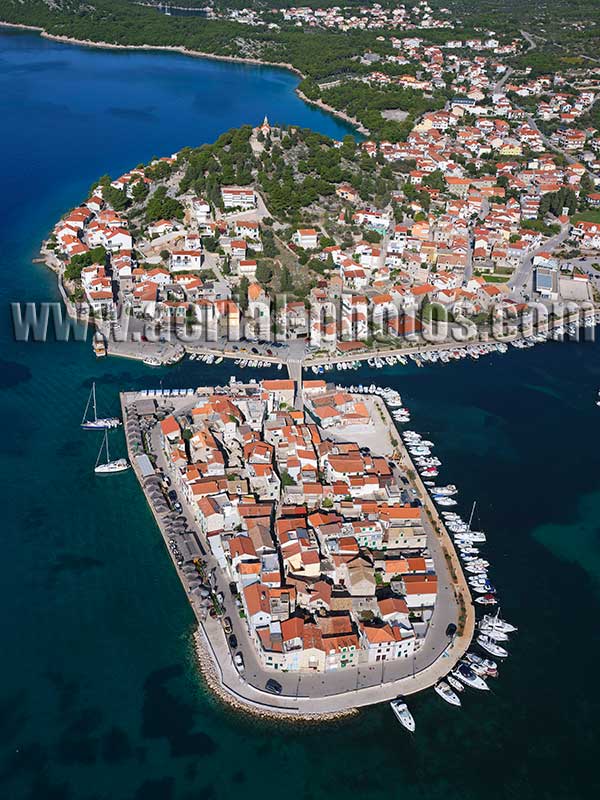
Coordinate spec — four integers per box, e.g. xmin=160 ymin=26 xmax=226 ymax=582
xmin=1 ymin=27 xmax=600 ymax=800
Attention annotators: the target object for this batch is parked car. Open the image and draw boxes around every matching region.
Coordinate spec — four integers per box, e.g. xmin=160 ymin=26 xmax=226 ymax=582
xmin=234 ymin=653 xmax=244 ymax=672
xmin=228 ymin=634 xmax=238 ymax=649
xmin=265 ymin=678 xmax=282 ymax=695
xmin=229 ymin=581 xmax=238 ymax=596
xmin=173 ymin=502 xmax=182 ymax=513
xmin=223 ymin=617 xmax=233 ymax=635
xmin=168 ymin=490 xmax=177 ymax=502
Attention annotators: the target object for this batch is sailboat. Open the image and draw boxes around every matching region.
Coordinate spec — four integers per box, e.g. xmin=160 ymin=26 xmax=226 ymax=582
xmin=94 ymin=430 xmax=130 ymax=474
xmin=81 ymin=383 xmax=121 ymax=430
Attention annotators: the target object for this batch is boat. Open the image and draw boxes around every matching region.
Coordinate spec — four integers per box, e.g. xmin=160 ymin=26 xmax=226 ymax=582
xmin=474 ymin=594 xmax=498 ymax=606
xmin=143 ymin=356 xmax=161 ymax=367
xmin=469 ymin=579 xmax=496 ymax=595
xmin=434 ymin=681 xmax=461 ymax=707
xmin=453 ymin=663 xmax=489 ymax=691
xmin=478 ymin=622 xmax=509 ymax=642
xmin=435 ymin=496 xmax=457 ymax=507
xmin=446 ymin=674 xmax=464 ymax=693
xmin=476 ymin=635 xmax=508 ymax=658
xmin=94 ymin=430 xmax=130 ymax=474
xmin=81 ymin=383 xmax=121 ymax=430
xmin=481 ymin=611 xmax=517 ymax=633
xmin=389 ymin=697 xmax=415 ymax=732
xmin=92 ymin=332 xmax=106 ymax=357
xmin=431 ymin=484 xmax=457 ymax=496
xmin=465 ymin=652 xmax=498 ymax=676
xmin=454 ymin=532 xmax=487 ymax=544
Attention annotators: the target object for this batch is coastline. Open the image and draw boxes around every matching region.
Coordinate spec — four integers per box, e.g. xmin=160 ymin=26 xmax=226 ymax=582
xmin=0 ymin=20 xmax=367 ymax=136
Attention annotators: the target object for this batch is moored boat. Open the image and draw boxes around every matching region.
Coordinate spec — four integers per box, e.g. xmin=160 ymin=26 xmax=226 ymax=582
xmin=453 ymin=663 xmax=489 ymax=691
xmin=94 ymin=430 xmax=130 ymax=475
xmin=446 ymin=674 xmax=464 ymax=693
xmin=81 ymin=382 xmax=121 ymax=430
xmin=390 ymin=697 xmax=415 ymax=732
xmin=474 ymin=593 xmax=498 ymax=606
xmin=434 ymin=681 xmax=461 ymax=707
xmin=477 ymin=635 xmax=508 ymax=658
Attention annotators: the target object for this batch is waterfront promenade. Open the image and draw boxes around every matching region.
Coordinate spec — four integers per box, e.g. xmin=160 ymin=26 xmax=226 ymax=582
xmin=121 ymin=384 xmax=474 ymax=718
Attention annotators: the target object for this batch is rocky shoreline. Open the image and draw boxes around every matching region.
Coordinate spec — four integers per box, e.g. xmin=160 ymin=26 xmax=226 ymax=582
xmin=192 ymin=630 xmax=358 ymax=724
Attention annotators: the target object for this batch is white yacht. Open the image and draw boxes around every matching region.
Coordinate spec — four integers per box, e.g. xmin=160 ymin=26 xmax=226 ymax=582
xmin=81 ymin=383 xmax=121 ymax=430
xmin=435 ymin=496 xmax=458 ymax=507
xmin=432 ymin=484 xmax=458 ymax=496
xmin=478 ymin=623 xmax=509 ymax=642
xmin=390 ymin=697 xmax=415 ymax=732
xmin=465 ymin=652 xmax=498 ymax=676
xmin=474 ymin=594 xmax=498 ymax=606
xmin=142 ymin=356 xmax=161 ymax=367
xmin=94 ymin=430 xmax=130 ymax=475
xmin=453 ymin=663 xmax=489 ymax=691
xmin=454 ymin=530 xmax=487 ymax=543
xmin=446 ymin=674 xmax=464 ymax=694
xmin=434 ymin=681 xmax=461 ymax=707
xmin=481 ymin=612 xmax=517 ymax=633
xmin=477 ymin=635 xmax=508 ymax=658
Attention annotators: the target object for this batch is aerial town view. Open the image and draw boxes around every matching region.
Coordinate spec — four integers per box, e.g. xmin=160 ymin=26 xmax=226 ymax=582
xmin=2 ymin=0 xmax=600 ymax=798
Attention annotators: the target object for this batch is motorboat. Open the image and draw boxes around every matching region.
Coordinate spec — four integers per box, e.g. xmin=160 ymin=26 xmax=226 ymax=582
xmin=474 ymin=594 xmax=498 ymax=606
xmin=434 ymin=681 xmax=461 ymax=707
xmin=435 ymin=496 xmax=457 ymax=507
xmin=477 ymin=635 xmax=508 ymax=658
xmin=465 ymin=652 xmax=498 ymax=676
xmin=470 ymin=581 xmax=496 ymax=595
xmin=466 ymin=563 xmax=489 ymax=575
xmin=481 ymin=612 xmax=517 ymax=633
xmin=431 ymin=484 xmax=457 ymax=496
xmin=446 ymin=674 xmax=464 ymax=693
xmin=390 ymin=697 xmax=415 ymax=732
xmin=453 ymin=663 xmax=489 ymax=691
xmin=454 ymin=531 xmax=486 ymax=543
xmin=478 ymin=623 xmax=509 ymax=642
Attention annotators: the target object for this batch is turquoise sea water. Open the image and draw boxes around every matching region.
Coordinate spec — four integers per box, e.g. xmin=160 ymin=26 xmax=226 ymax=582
xmin=1 ymin=28 xmax=600 ymax=800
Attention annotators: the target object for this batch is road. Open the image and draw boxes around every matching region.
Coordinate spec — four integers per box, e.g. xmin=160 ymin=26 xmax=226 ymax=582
xmin=508 ymin=224 xmax=570 ymax=297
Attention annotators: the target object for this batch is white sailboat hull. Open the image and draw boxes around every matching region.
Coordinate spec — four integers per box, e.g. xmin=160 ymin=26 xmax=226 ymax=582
xmin=95 ymin=459 xmax=130 ymax=474
xmin=81 ymin=418 xmax=121 ymax=430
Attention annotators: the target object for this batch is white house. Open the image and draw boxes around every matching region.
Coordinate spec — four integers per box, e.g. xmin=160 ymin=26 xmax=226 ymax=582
xmin=104 ymin=228 xmax=133 ymax=252
xmin=293 ymin=228 xmax=319 ymax=250
xmin=221 ymin=187 xmax=257 ymax=210
xmin=169 ymin=250 xmax=203 ymax=272
xmin=192 ymin=197 xmax=211 ymax=224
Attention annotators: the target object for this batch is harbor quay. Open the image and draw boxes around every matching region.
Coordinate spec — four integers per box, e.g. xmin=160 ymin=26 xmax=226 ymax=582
xmin=120 ymin=378 xmax=474 ymax=718
xmin=93 ymin=299 xmax=600 ymax=370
